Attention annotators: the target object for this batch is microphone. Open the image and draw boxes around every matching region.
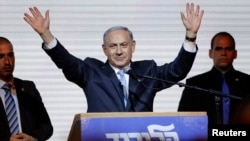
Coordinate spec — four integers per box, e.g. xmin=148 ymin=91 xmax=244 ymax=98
xmin=123 ymin=67 xmax=141 ymax=82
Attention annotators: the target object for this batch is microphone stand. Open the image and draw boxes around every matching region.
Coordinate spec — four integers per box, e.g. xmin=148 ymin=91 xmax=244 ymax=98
xmin=135 ymin=73 xmax=242 ymax=101
xmin=136 ymin=73 xmax=242 ymax=125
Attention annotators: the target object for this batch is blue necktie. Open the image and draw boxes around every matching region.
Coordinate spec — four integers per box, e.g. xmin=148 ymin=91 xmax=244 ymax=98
xmin=222 ymin=75 xmax=230 ymax=124
xmin=118 ymin=70 xmax=128 ymax=107
xmin=3 ymin=84 xmax=19 ymax=135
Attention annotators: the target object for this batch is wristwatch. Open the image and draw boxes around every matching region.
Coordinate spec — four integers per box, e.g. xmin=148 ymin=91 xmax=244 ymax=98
xmin=185 ymin=36 xmax=196 ymax=42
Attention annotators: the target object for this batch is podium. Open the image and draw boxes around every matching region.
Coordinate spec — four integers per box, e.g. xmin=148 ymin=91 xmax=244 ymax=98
xmin=67 ymin=112 xmax=208 ymax=141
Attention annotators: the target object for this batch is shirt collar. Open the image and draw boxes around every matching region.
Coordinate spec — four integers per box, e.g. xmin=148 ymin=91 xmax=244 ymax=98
xmin=109 ymin=64 xmax=131 ymax=74
xmin=0 ymin=80 xmax=6 ymax=88
xmin=0 ymin=79 xmax=14 ymax=89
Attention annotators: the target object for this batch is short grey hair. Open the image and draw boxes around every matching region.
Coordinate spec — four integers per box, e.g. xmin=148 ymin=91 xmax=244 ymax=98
xmin=103 ymin=26 xmax=134 ymax=45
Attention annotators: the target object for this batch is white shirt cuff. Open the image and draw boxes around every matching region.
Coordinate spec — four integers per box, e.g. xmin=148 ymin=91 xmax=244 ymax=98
xmin=183 ymin=41 xmax=197 ymax=53
xmin=43 ymin=38 xmax=57 ymax=50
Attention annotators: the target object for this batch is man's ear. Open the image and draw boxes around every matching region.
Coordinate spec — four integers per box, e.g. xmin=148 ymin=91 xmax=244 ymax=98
xmin=234 ymin=50 xmax=237 ymax=59
xmin=102 ymin=44 xmax=108 ymax=56
xmin=131 ymin=40 xmax=136 ymax=53
xmin=209 ymin=49 xmax=212 ymax=59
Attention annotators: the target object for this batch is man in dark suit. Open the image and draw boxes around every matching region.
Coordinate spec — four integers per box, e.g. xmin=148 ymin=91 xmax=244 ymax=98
xmin=178 ymin=32 xmax=250 ymax=125
xmin=23 ymin=3 xmax=204 ymax=112
xmin=0 ymin=37 xmax=53 ymax=141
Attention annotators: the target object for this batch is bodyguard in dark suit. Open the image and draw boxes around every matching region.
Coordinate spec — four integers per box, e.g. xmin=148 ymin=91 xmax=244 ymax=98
xmin=178 ymin=32 xmax=250 ymax=125
xmin=23 ymin=3 xmax=204 ymax=112
xmin=0 ymin=37 xmax=53 ymax=141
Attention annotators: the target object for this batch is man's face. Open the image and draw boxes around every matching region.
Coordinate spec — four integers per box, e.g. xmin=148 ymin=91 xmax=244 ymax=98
xmin=0 ymin=43 xmax=15 ymax=81
xmin=102 ymin=29 xmax=135 ymax=69
xmin=209 ymin=35 xmax=237 ymax=71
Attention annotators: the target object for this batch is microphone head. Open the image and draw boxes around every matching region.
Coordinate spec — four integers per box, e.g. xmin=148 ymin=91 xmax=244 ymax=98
xmin=122 ymin=66 xmax=131 ymax=74
xmin=122 ymin=67 xmax=141 ymax=82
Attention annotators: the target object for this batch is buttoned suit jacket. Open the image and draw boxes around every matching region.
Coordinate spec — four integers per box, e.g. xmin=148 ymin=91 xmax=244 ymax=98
xmin=44 ymin=39 xmax=197 ymax=112
xmin=178 ymin=67 xmax=250 ymax=124
xmin=0 ymin=78 xmax=53 ymax=141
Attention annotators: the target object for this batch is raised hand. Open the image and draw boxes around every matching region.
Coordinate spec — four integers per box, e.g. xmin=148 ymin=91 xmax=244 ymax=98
xmin=24 ymin=7 xmax=54 ymax=45
xmin=181 ymin=3 xmax=204 ymax=38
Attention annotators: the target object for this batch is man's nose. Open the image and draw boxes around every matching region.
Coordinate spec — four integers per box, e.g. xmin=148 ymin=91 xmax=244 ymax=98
xmin=116 ymin=46 xmax=123 ymax=53
xmin=4 ymin=56 xmax=10 ymax=64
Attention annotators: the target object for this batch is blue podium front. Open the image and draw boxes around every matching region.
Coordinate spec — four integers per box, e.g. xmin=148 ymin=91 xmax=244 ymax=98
xmin=68 ymin=112 xmax=208 ymax=141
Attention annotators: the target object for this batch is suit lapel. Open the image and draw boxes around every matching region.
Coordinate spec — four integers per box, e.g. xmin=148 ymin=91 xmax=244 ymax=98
xmin=14 ymin=78 xmax=27 ymax=130
xmin=102 ymin=62 xmax=126 ymax=110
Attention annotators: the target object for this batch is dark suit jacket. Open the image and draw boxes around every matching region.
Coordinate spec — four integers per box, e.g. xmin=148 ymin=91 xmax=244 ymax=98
xmin=44 ymin=39 xmax=197 ymax=112
xmin=178 ymin=67 xmax=250 ymax=124
xmin=0 ymin=78 xmax=53 ymax=141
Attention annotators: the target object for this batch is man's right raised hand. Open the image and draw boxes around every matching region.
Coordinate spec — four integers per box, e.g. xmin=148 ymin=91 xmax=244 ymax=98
xmin=24 ymin=7 xmax=54 ymax=45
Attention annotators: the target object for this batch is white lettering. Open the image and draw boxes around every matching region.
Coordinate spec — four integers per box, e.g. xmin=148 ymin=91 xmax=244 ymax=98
xmin=106 ymin=124 xmax=180 ymax=141
xmin=212 ymin=129 xmax=218 ymax=136
xmin=212 ymin=128 xmax=247 ymax=137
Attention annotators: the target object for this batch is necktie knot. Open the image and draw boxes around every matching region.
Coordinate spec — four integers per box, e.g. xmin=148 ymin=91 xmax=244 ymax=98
xmin=2 ymin=83 xmax=10 ymax=91
xmin=118 ymin=70 xmax=125 ymax=77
